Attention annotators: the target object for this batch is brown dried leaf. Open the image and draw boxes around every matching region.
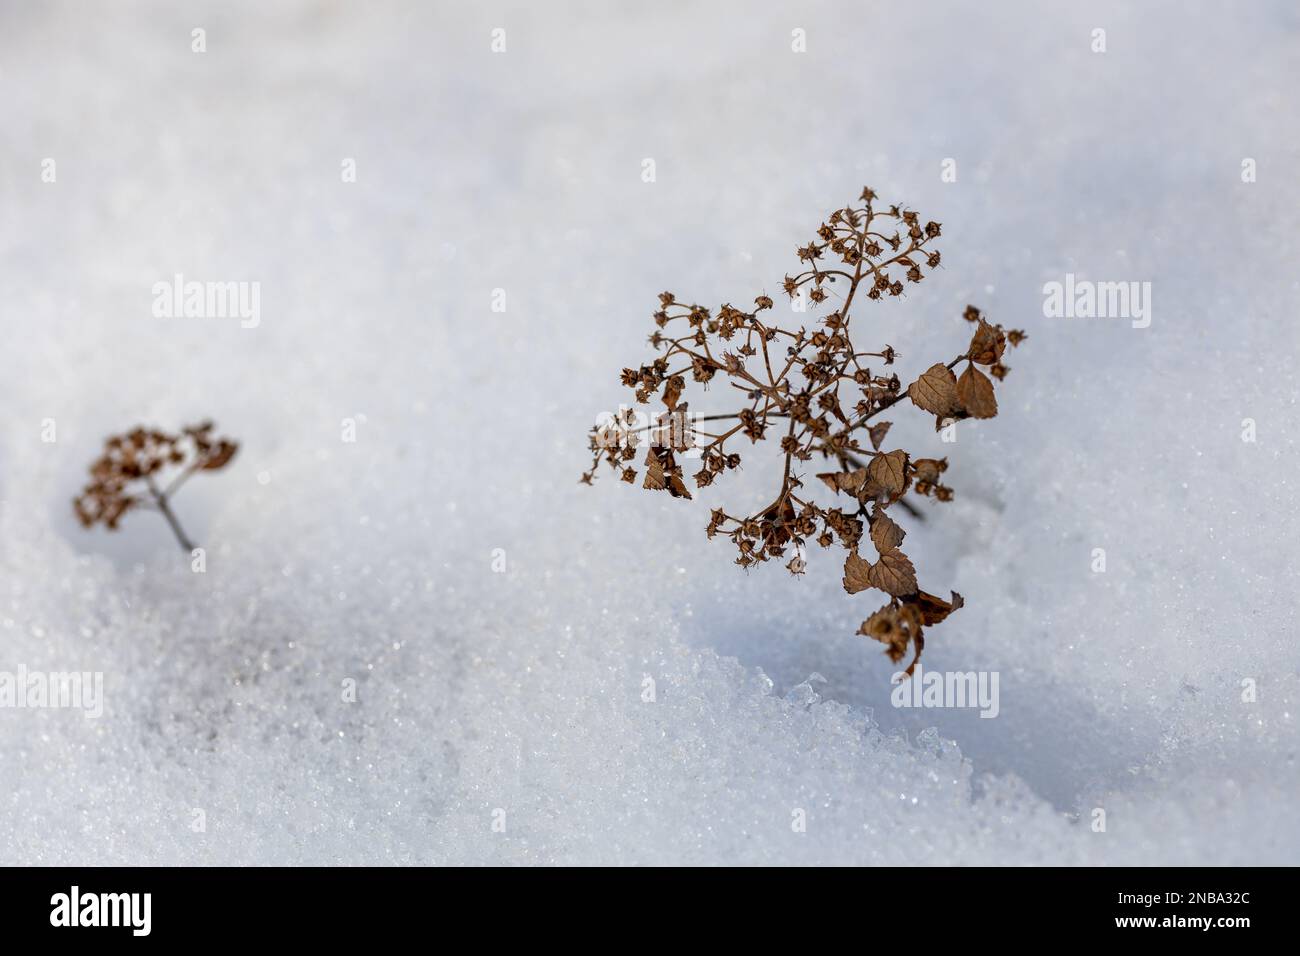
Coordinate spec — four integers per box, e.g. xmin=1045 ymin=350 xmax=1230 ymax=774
xmin=838 ymin=468 xmax=867 ymax=495
xmin=642 ymin=451 xmax=665 ymax=491
xmin=869 ymin=507 xmax=906 ymax=553
xmin=908 ymin=363 xmax=960 ymax=416
xmin=858 ymin=601 xmax=925 ymax=669
xmin=908 ymin=590 xmax=965 ymax=625
xmin=858 ymin=604 xmax=910 ymax=663
xmin=866 ymin=449 xmax=909 ymax=498
xmin=662 ymin=375 xmax=684 ymax=411
xmin=868 ymin=548 xmax=918 ymax=596
xmin=905 ymin=626 xmax=926 ymax=676
xmin=867 ymin=421 xmax=892 ymax=451
xmin=667 ymin=473 xmax=693 ymax=500
xmin=644 ymin=449 xmax=692 ymax=499
xmin=817 ymin=468 xmax=866 ymax=496
xmin=842 ymin=550 xmax=874 ymax=595
xmin=957 ymin=364 xmax=998 ymax=419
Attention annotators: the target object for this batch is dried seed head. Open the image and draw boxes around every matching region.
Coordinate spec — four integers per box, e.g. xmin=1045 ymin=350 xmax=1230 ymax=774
xmin=582 ymin=188 xmax=1025 ymax=675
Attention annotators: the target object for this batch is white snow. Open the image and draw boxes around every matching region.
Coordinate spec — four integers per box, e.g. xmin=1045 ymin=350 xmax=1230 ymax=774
xmin=0 ymin=0 xmax=1296 ymax=864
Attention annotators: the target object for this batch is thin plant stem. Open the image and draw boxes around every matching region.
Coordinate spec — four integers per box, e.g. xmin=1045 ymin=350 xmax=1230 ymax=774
xmin=146 ymin=476 xmax=196 ymax=553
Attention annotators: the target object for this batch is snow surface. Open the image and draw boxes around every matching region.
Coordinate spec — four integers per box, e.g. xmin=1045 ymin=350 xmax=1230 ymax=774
xmin=1 ymin=0 xmax=1297 ymax=865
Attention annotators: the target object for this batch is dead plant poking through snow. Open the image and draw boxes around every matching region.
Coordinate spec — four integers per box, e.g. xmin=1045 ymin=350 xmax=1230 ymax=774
xmin=583 ymin=188 xmax=1026 ymax=675
xmin=74 ymin=421 xmax=238 ymax=553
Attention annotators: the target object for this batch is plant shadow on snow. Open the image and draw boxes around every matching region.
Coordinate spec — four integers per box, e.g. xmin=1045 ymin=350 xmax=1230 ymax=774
xmin=675 ymin=598 xmax=1156 ymax=814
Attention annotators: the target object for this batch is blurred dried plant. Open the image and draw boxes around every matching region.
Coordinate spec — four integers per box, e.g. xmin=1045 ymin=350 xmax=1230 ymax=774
xmin=73 ymin=421 xmax=238 ymax=552
xmin=583 ymin=188 xmax=1025 ymax=675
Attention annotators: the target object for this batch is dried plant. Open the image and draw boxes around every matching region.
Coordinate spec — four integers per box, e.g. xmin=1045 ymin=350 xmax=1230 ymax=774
xmin=73 ymin=421 xmax=238 ymax=552
xmin=583 ymin=188 xmax=1025 ymax=675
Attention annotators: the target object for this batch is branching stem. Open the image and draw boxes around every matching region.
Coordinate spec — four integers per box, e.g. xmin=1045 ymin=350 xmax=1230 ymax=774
xmin=146 ymin=475 xmax=196 ymax=553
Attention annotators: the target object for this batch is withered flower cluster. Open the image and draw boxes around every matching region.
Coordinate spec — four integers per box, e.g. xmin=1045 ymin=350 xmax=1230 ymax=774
xmin=74 ymin=421 xmax=238 ymax=552
xmin=583 ymin=188 xmax=1025 ymax=675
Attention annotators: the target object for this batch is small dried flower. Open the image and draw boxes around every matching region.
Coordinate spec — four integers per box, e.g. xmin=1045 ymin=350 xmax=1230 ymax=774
xmin=74 ymin=421 xmax=238 ymax=552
